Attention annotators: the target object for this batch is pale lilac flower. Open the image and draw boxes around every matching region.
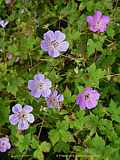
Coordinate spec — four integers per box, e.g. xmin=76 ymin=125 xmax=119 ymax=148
xmin=6 ymin=53 xmax=13 ymax=60
xmin=0 ymin=19 xmax=9 ymax=28
xmin=9 ymin=104 xmax=34 ymax=131
xmin=41 ymin=30 xmax=69 ymax=57
xmin=76 ymin=87 xmax=100 ymax=109
xmin=0 ymin=137 xmax=11 ymax=152
xmin=28 ymin=73 xmax=52 ymax=98
xmin=86 ymin=11 xmax=110 ymax=32
xmin=45 ymin=90 xmax=64 ymax=109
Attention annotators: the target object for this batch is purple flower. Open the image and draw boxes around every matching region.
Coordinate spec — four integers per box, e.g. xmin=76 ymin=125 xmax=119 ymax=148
xmin=86 ymin=11 xmax=110 ymax=32
xmin=41 ymin=30 xmax=69 ymax=57
xmin=9 ymin=104 xmax=34 ymax=131
xmin=76 ymin=87 xmax=100 ymax=109
xmin=45 ymin=90 xmax=64 ymax=109
xmin=28 ymin=73 xmax=52 ymax=98
xmin=0 ymin=137 xmax=11 ymax=152
xmin=0 ymin=19 xmax=8 ymax=28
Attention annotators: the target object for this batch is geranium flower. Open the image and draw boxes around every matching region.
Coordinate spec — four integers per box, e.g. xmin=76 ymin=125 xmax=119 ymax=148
xmin=9 ymin=104 xmax=34 ymax=131
xmin=41 ymin=30 xmax=69 ymax=57
xmin=0 ymin=137 xmax=11 ymax=152
xmin=87 ymin=11 xmax=110 ymax=32
xmin=28 ymin=73 xmax=52 ymax=98
xmin=76 ymin=87 xmax=100 ymax=109
xmin=45 ymin=90 xmax=64 ymax=109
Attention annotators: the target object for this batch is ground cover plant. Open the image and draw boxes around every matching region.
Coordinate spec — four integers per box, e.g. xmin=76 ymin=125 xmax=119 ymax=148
xmin=0 ymin=0 xmax=120 ymax=159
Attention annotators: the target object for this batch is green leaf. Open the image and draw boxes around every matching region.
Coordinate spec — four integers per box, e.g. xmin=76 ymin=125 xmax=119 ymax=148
xmin=6 ymin=72 xmax=24 ymax=96
xmin=49 ymin=129 xmax=60 ymax=146
xmin=40 ymin=141 xmax=51 ymax=152
xmin=60 ymin=130 xmax=75 ymax=142
xmin=56 ymin=120 xmax=69 ymax=131
xmin=63 ymin=87 xmax=75 ymax=104
xmin=107 ymin=26 xmax=115 ymax=38
xmin=0 ymin=98 xmax=10 ymax=125
xmin=33 ymin=148 xmax=44 ymax=160
xmin=84 ymin=63 xmax=106 ymax=87
xmin=8 ymin=44 xmax=19 ymax=55
xmin=91 ymin=134 xmax=105 ymax=148
xmin=31 ymin=137 xmax=39 ymax=149
xmin=33 ymin=142 xmax=51 ymax=160
xmin=107 ymin=99 xmax=120 ymax=122
xmin=87 ymin=134 xmax=105 ymax=155
xmin=54 ymin=141 xmax=70 ymax=153
xmin=87 ymin=39 xmax=95 ymax=57
xmin=16 ymin=133 xmax=32 ymax=153
xmin=86 ymin=0 xmax=94 ymax=12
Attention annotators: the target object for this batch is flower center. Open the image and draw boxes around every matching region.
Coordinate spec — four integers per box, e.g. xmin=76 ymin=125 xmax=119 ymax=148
xmin=96 ymin=16 xmax=103 ymax=29
xmin=1 ymin=142 xmax=5 ymax=146
xmin=18 ymin=111 xmax=27 ymax=120
xmin=49 ymin=40 xmax=59 ymax=50
xmin=49 ymin=96 xmax=56 ymax=103
xmin=48 ymin=96 xmax=59 ymax=107
xmin=36 ymin=80 xmax=44 ymax=90
xmin=85 ymin=94 xmax=90 ymax=100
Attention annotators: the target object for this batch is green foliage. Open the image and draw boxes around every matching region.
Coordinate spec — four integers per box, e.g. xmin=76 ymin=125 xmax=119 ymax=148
xmin=33 ymin=141 xmax=51 ymax=160
xmin=0 ymin=98 xmax=10 ymax=125
xmin=0 ymin=0 xmax=120 ymax=159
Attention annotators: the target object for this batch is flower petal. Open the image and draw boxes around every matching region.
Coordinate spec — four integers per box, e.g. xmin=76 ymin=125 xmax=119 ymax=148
xmin=27 ymin=113 xmax=34 ymax=123
xmin=102 ymin=16 xmax=110 ymax=24
xmin=28 ymin=80 xmax=36 ymax=90
xmin=55 ymin=31 xmax=65 ymax=42
xmin=12 ymin=104 xmax=22 ymax=113
xmin=41 ymin=40 xmax=48 ymax=51
xmin=58 ymin=95 xmax=64 ymax=101
xmin=42 ymin=89 xmax=51 ymax=97
xmin=44 ymin=79 xmax=52 ymax=88
xmin=86 ymin=16 xmax=94 ymax=25
xmin=53 ymin=90 xmax=58 ymax=96
xmin=92 ymin=90 xmax=100 ymax=100
xmin=9 ymin=114 xmax=19 ymax=125
xmin=18 ymin=119 xmax=29 ymax=130
xmin=48 ymin=49 xmax=60 ymax=57
xmin=86 ymin=99 xmax=97 ymax=109
xmin=57 ymin=41 xmax=69 ymax=52
xmin=94 ymin=10 xmax=102 ymax=21
xmin=44 ymin=30 xmax=55 ymax=41
xmin=34 ymin=74 xmax=44 ymax=80
xmin=31 ymin=89 xmax=42 ymax=98
xmin=23 ymin=105 xmax=33 ymax=113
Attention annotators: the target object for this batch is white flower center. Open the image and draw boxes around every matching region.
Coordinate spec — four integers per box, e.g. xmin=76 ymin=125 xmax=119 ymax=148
xmin=18 ymin=111 xmax=27 ymax=120
xmin=96 ymin=17 xmax=103 ymax=29
xmin=36 ymin=80 xmax=44 ymax=90
xmin=48 ymin=40 xmax=59 ymax=50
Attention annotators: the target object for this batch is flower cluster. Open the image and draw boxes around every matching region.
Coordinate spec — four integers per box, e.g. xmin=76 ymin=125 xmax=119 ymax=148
xmin=6 ymin=9 xmax=107 ymax=153
xmin=28 ymin=73 xmax=64 ymax=109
